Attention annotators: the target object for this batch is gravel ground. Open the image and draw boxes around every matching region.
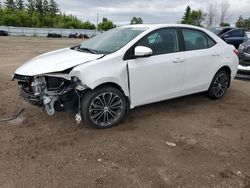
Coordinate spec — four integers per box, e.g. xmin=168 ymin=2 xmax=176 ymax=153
xmin=0 ymin=36 xmax=250 ymax=188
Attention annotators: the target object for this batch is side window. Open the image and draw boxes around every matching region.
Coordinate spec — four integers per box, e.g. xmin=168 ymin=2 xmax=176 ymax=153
xmin=227 ymin=29 xmax=244 ymax=38
xmin=207 ymin=37 xmax=216 ymax=48
xmin=137 ymin=29 xmax=179 ymax=55
xmin=182 ymin=29 xmax=215 ymax=51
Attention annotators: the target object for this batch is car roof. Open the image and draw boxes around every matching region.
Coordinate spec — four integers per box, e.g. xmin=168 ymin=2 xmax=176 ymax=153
xmin=121 ymin=24 xmax=203 ymax=29
xmin=120 ymin=24 xmax=213 ymax=33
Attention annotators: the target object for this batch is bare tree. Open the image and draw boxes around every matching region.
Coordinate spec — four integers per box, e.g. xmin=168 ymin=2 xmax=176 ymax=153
xmin=219 ymin=0 xmax=231 ymax=25
xmin=205 ymin=2 xmax=218 ymax=27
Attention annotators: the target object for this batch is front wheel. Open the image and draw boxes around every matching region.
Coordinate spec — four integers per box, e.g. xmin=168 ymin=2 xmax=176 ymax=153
xmin=207 ymin=70 xmax=230 ymax=99
xmin=81 ymin=86 xmax=127 ymax=129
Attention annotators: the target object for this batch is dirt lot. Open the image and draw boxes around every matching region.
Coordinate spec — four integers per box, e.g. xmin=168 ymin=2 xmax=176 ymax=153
xmin=0 ymin=36 xmax=250 ymax=188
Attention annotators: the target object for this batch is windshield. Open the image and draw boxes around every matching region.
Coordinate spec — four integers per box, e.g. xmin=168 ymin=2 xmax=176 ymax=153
xmin=79 ymin=27 xmax=148 ymax=54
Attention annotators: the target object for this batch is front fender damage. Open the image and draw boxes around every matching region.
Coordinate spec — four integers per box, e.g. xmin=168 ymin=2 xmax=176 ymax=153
xmin=13 ymin=72 xmax=87 ymax=124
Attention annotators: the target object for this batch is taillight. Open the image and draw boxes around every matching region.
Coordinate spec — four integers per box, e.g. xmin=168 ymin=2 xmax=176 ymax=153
xmin=233 ymin=49 xmax=239 ymax=56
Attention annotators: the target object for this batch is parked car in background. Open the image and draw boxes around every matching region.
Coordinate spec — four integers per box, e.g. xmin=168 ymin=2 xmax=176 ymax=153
xmin=13 ymin=24 xmax=239 ymax=129
xmin=81 ymin=34 xmax=90 ymax=39
xmin=237 ymin=39 xmax=250 ymax=79
xmin=0 ymin=30 xmax=8 ymax=36
xmin=209 ymin=27 xmax=248 ymax=49
xmin=47 ymin=33 xmax=62 ymax=38
xmin=68 ymin=33 xmax=79 ymax=38
xmin=68 ymin=33 xmax=90 ymax=39
xmin=238 ymin=40 xmax=250 ymax=64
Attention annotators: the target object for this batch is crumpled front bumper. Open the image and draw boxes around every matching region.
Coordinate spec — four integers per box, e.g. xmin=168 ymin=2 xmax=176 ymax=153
xmin=19 ymin=85 xmax=42 ymax=106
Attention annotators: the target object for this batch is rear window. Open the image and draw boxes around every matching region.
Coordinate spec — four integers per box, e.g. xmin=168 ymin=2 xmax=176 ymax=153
xmin=182 ymin=29 xmax=216 ymax=51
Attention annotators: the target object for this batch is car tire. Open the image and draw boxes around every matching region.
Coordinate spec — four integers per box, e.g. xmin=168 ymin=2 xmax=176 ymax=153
xmin=81 ymin=86 xmax=127 ymax=129
xmin=207 ymin=70 xmax=230 ymax=99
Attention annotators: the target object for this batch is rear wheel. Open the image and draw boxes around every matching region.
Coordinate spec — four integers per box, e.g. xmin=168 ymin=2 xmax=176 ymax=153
xmin=81 ymin=86 xmax=127 ymax=129
xmin=207 ymin=70 xmax=230 ymax=99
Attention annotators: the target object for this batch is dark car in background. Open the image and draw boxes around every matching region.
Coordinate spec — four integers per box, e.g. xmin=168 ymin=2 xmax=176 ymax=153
xmin=209 ymin=27 xmax=248 ymax=49
xmin=47 ymin=33 xmax=62 ymax=38
xmin=238 ymin=40 xmax=250 ymax=65
xmin=237 ymin=39 xmax=250 ymax=79
xmin=210 ymin=27 xmax=250 ymax=80
xmin=68 ymin=33 xmax=89 ymax=39
xmin=0 ymin=30 xmax=8 ymax=36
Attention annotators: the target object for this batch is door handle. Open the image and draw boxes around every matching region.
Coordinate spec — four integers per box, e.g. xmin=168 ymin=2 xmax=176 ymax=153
xmin=173 ymin=58 xmax=185 ymax=63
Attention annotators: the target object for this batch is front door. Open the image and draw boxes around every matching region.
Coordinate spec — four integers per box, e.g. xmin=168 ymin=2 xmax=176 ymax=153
xmin=127 ymin=28 xmax=185 ymax=107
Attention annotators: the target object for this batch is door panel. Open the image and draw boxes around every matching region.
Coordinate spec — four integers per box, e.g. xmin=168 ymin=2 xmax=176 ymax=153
xmin=182 ymin=47 xmax=221 ymax=95
xmin=127 ymin=28 xmax=185 ymax=107
xmin=128 ymin=52 xmax=185 ymax=107
xmin=181 ymin=28 xmax=221 ymax=95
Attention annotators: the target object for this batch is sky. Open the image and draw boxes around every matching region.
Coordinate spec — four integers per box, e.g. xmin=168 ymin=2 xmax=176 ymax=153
xmin=57 ymin=0 xmax=250 ymax=26
xmin=1 ymin=0 xmax=250 ymax=26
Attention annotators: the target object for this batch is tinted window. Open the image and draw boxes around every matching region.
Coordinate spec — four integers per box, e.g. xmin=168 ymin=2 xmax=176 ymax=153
xmin=137 ymin=29 xmax=179 ymax=55
xmin=227 ymin=29 xmax=244 ymax=38
xmin=208 ymin=37 xmax=216 ymax=48
xmin=217 ymin=28 xmax=233 ymax=36
xmin=182 ymin=29 xmax=215 ymax=51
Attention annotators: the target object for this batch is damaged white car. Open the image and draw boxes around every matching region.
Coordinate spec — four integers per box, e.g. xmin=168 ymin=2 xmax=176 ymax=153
xmin=13 ymin=24 xmax=239 ymax=128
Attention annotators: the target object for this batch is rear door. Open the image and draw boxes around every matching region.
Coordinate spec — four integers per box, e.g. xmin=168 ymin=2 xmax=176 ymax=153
xmin=180 ymin=28 xmax=221 ymax=95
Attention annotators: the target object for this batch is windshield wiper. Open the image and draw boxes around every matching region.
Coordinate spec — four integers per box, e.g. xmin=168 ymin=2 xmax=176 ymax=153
xmin=77 ymin=47 xmax=98 ymax=54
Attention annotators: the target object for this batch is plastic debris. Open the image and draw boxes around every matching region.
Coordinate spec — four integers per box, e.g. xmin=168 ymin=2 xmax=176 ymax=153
xmin=165 ymin=141 xmax=176 ymax=147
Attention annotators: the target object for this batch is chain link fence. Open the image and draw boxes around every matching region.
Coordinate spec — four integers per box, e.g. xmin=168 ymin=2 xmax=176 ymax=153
xmin=0 ymin=26 xmax=98 ymax=37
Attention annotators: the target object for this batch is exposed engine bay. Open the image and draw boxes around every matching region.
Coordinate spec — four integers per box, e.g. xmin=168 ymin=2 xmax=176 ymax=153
xmin=13 ymin=73 xmax=86 ymax=124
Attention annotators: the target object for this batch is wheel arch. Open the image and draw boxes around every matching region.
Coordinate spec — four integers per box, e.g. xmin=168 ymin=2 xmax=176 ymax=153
xmin=87 ymin=81 xmax=131 ymax=110
xmin=217 ymin=66 xmax=231 ymax=75
xmin=215 ymin=65 xmax=232 ymax=87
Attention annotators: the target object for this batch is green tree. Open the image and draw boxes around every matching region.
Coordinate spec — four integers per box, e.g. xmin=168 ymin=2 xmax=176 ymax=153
xmin=43 ymin=0 xmax=49 ymax=13
xmin=16 ymin=0 xmax=24 ymax=11
xmin=35 ymin=0 xmax=43 ymax=15
xmin=220 ymin=22 xmax=230 ymax=27
xmin=0 ymin=2 xmax=3 ymax=25
xmin=26 ymin=0 xmax=35 ymax=14
xmin=130 ymin=17 xmax=143 ymax=24
xmin=98 ymin=18 xmax=116 ymax=31
xmin=49 ymin=0 xmax=59 ymax=15
xmin=236 ymin=16 xmax=245 ymax=28
xmin=235 ymin=16 xmax=250 ymax=30
xmin=0 ymin=1 xmax=2 ymax=12
xmin=4 ymin=0 xmax=16 ymax=12
xmin=0 ymin=0 xmax=99 ymax=29
xmin=190 ymin=9 xmax=205 ymax=26
xmin=81 ymin=20 xmax=96 ymax=29
xmin=181 ymin=6 xmax=191 ymax=24
xmin=181 ymin=6 xmax=205 ymax=26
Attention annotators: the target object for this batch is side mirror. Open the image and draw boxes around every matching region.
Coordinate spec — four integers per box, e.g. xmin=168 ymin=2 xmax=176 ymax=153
xmin=134 ymin=46 xmax=153 ymax=57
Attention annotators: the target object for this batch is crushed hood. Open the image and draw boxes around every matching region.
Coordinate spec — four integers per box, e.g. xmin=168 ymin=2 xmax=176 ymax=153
xmin=15 ymin=48 xmax=104 ymax=76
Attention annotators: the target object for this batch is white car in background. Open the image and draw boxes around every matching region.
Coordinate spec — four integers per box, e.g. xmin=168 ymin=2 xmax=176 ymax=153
xmin=13 ymin=24 xmax=239 ymax=128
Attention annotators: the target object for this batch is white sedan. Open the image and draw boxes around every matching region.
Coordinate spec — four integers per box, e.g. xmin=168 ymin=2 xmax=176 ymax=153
xmin=13 ymin=24 xmax=239 ymax=128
